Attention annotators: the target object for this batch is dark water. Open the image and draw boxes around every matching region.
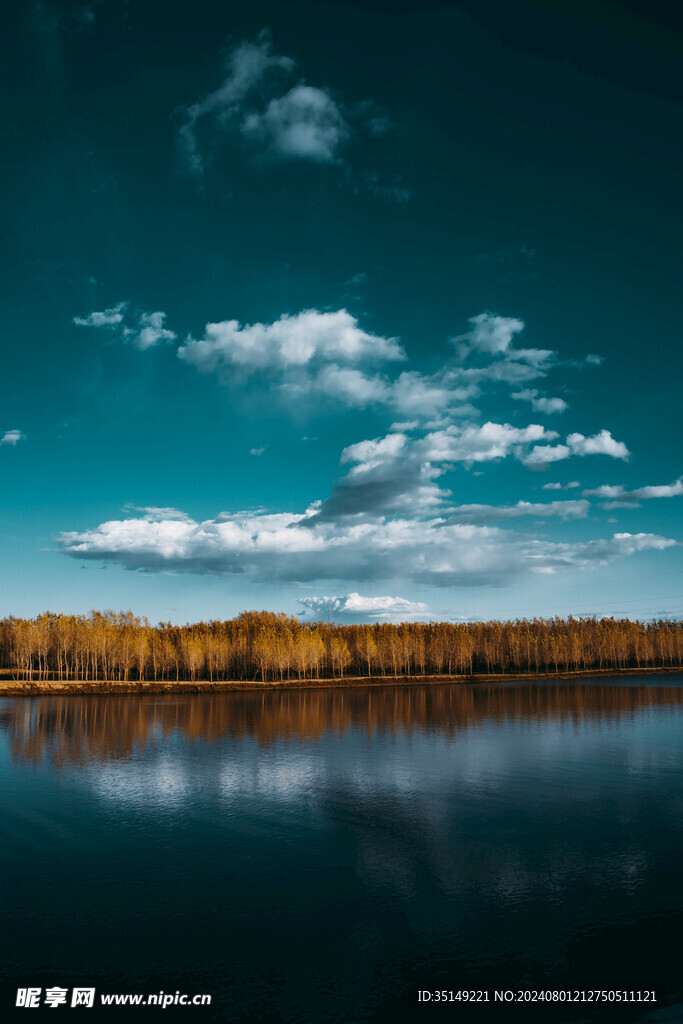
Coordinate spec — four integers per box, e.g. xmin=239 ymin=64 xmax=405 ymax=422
xmin=1 ymin=679 xmax=682 ymax=1023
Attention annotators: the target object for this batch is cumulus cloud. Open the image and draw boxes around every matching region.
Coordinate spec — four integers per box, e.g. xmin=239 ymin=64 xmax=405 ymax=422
xmin=73 ymin=304 xmax=175 ymax=350
xmin=416 ymin=422 xmax=556 ymax=464
xmin=299 ymin=593 xmax=429 ymax=621
xmin=523 ymin=444 xmax=572 ymax=467
xmin=311 ymin=365 xmax=390 ymax=406
xmin=242 ymin=84 xmax=348 ymax=162
xmin=305 ymin=366 xmax=478 ymax=416
xmin=341 ymin=432 xmax=408 ymax=468
xmin=173 ymin=306 xmax=605 ymax=422
xmin=1 ymin=429 xmax=25 ymax=446
xmin=386 ymin=372 xmax=479 ymax=417
xmin=462 ymin=354 xmax=557 ymax=386
xmin=523 ymin=430 xmax=629 ymax=467
xmin=542 ymin=481 xmax=581 ymax=491
xmin=449 ymin=313 xmax=606 ymax=394
xmin=58 ymin=506 xmax=678 ymax=587
xmin=567 ymin=430 xmax=630 ymax=460
xmin=123 ymin=311 xmax=176 ymax=350
xmin=583 ymin=476 xmax=683 ymax=508
xmin=306 ymin=421 xmax=631 ymax=526
xmin=121 ymin=505 xmax=193 ymax=523
xmin=569 ymin=353 xmax=605 ymax=367
xmin=73 ymin=302 xmax=127 ymax=328
xmin=307 ymin=423 xmax=577 ymax=524
xmin=453 ymin=312 xmax=525 ymax=356
xmin=448 ymin=312 xmax=558 ymax=388
xmin=446 ymin=499 xmax=589 ymax=524
xmin=511 ymin=388 xmax=568 ymax=414
xmin=178 ymin=309 xmax=404 ymax=374
xmin=314 ymin=432 xmax=445 ymax=521
xmin=177 ymin=310 xmax=488 ymax=418
xmin=178 ymin=34 xmax=390 ymax=177
xmin=179 ymin=35 xmax=294 ymax=176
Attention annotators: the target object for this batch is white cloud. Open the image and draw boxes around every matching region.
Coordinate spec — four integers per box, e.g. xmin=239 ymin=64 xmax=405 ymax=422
xmin=73 ymin=302 xmax=127 ymax=328
xmin=300 ymin=592 xmax=429 ymax=621
xmin=242 ymin=84 xmax=348 ymax=162
xmin=178 ymin=35 xmax=388 ymax=176
xmin=387 ymin=372 xmax=479 ymax=417
xmin=625 ymin=479 xmax=683 ymax=499
xmin=447 ymin=499 xmax=590 ymax=524
xmin=298 ymin=420 xmax=598 ymax=526
xmin=583 ymin=476 xmax=683 ymax=506
xmin=73 ymin=303 xmax=175 ymax=350
xmin=523 ymin=444 xmax=572 ymax=467
xmin=506 ymin=348 xmax=556 ymax=367
xmin=416 ymin=422 xmax=557 ymax=464
xmin=511 ymin=388 xmax=568 ymax=414
xmin=58 ymin=507 xmax=678 ymax=587
xmin=302 ymin=423 xmax=579 ymax=523
xmin=567 ymin=353 xmax=605 ymax=368
xmin=178 ymin=309 xmax=405 ymax=374
xmin=250 ymin=447 xmax=266 ymax=456
xmin=312 ymin=365 xmax=390 ymax=406
xmin=179 ymin=35 xmax=294 ymax=176
xmin=463 ymin=353 xmax=556 ymax=385
xmin=306 ymin=365 xmax=478 ymax=416
xmin=448 ymin=312 xmax=558 ymax=387
xmin=523 ymin=430 xmax=629 ymax=467
xmin=0 ymin=429 xmax=25 ymax=446
xmin=453 ymin=312 xmax=525 ymax=355
xmin=341 ymin=432 xmax=408 ymax=468
xmin=449 ymin=312 xmax=603 ymax=393
xmin=542 ymin=481 xmax=581 ymax=491
xmin=299 ymin=363 xmax=477 ymax=415
xmin=173 ymin=306 xmax=604 ymax=422
xmin=123 ymin=311 xmax=176 ymax=350
xmin=567 ymin=430 xmax=630 ymax=459
xmin=314 ymin=433 xmax=447 ymax=522
xmin=122 ymin=505 xmax=192 ymax=523
xmin=584 ymin=485 xmax=631 ymax=499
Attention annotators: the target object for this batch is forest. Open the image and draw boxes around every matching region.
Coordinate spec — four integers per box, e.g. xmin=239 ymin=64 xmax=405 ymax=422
xmin=0 ymin=611 xmax=681 ymax=683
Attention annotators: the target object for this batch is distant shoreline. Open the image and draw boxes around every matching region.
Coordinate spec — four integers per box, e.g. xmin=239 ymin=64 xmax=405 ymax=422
xmin=1 ymin=665 xmax=682 ymax=696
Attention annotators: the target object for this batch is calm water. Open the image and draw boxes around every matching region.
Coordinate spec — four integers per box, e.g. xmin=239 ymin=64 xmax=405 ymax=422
xmin=1 ymin=680 xmax=682 ymax=1022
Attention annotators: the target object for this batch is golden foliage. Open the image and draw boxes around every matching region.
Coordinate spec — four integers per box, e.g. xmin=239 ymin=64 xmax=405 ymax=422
xmin=0 ymin=611 xmax=681 ymax=682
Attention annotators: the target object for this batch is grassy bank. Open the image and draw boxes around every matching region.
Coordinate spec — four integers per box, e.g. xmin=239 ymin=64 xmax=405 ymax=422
xmin=1 ymin=664 xmax=682 ymax=696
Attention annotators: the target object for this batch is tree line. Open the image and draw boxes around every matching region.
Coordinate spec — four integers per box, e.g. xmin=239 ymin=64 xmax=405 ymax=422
xmin=1 ymin=610 xmax=682 ymax=683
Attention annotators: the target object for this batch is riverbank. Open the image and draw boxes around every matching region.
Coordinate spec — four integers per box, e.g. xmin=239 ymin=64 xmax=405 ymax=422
xmin=1 ymin=665 xmax=681 ymax=695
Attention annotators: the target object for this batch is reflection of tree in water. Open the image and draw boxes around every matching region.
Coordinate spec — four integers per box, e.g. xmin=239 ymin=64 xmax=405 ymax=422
xmin=2 ymin=683 xmax=682 ymax=768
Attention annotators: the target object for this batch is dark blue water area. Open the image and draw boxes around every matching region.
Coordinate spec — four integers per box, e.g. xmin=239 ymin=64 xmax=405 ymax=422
xmin=1 ymin=679 xmax=682 ymax=1022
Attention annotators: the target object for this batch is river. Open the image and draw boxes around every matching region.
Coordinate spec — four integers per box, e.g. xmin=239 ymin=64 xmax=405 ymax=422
xmin=1 ymin=679 xmax=681 ymax=1021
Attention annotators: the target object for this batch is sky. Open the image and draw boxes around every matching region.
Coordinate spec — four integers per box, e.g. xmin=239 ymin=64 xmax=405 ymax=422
xmin=1 ymin=0 xmax=682 ymax=625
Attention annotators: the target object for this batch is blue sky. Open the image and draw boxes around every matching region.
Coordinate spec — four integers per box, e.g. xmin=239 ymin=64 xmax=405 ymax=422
xmin=1 ymin=0 xmax=682 ymax=624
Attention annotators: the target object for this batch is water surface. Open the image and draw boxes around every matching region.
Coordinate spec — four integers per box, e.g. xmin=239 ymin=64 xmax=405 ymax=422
xmin=1 ymin=679 xmax=682 ymax=1021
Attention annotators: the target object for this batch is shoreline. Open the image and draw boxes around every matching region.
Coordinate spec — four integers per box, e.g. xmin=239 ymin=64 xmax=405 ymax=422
xmin=0 ymin=665 xmax=681 ymax=696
